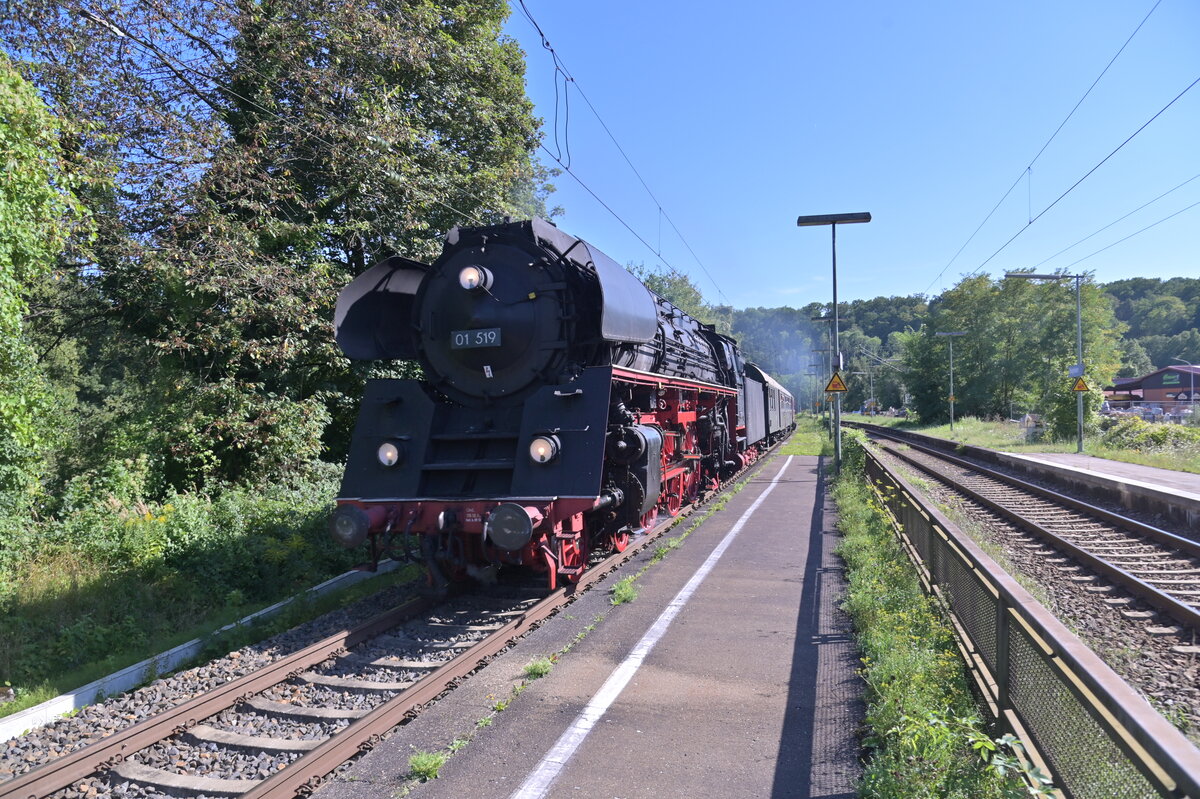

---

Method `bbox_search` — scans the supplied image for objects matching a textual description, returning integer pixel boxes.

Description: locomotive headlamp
[377,442,402,467]
[529,434,561,464]
[458,265,493,291]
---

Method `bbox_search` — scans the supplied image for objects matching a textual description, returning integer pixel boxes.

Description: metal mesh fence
[1007,621,1161,799]
[942,550,999,676]
[864,450,1198,799]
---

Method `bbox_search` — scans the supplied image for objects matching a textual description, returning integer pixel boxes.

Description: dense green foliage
[4,0,551,491]
[0,0,550,695]
[835,431,1035,798]
[1105,277,1200,373]
[0,54,82,525]
[1098,414,1200,452]
[0,462,356,686]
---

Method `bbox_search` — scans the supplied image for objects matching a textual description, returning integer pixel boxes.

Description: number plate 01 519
[450,327,502,349]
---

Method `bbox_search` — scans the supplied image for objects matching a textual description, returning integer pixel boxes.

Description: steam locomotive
[329,218,794,591]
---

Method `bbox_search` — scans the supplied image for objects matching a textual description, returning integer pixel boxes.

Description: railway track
[863,429,1200,640]
[2,444,787,799]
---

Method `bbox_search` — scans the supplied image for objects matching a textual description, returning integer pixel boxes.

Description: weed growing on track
[609,575,638,605]
[523,657,554,679]
[406,750,447,781]
[836,431,1050,799]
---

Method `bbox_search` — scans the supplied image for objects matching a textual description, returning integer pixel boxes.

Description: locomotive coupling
[329,504,387,548]
[485,503,545,551]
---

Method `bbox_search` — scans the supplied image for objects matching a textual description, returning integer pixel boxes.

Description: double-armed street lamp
[1006,272,1086,453]
[935,332,966,430]
[797,212,872,474]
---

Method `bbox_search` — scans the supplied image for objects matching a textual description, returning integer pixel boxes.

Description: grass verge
[780,415,829,456]
[853,414,1200,474]
[835,432,1051,798]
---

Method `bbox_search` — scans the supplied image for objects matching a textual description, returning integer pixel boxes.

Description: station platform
[315,454,863,799]
[1002,451,1200,500]
[986,450,1200,534]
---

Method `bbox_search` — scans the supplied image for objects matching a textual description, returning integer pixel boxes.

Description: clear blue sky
[503,0,1199,309]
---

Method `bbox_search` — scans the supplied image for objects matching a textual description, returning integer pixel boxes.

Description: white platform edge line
[1001,452,1200,503]
[510,456,796,799]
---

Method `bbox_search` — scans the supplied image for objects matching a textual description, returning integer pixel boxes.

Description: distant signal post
[797,212,871,475]
[935,331,966,431]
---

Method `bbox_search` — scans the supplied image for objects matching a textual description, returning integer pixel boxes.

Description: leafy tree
[1132,295,1189,338]
[0,54,84,515]
[1117,339,1154,378]
[900,272,1122,435]
[4,0,550,488]
[629,263,716,327]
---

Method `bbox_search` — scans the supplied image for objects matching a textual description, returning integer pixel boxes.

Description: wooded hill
[721,276,1200,431]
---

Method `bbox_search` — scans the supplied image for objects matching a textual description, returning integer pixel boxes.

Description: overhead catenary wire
[1064,199,1200,268]
[513,0,730,305]
[541,144,693,285]
[922,0,1164,295]
[1034,172,1200,267]
[970,72,1200,275]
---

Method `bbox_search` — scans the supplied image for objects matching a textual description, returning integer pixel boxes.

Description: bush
[0,460,357,687]
[1099,415,1200,451]
[840,427,869,475]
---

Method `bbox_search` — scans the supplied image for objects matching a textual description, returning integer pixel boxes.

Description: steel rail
[245,447,784,799]
[0,596,437,799]
[243,532,648,799]
[877,441,1200,633]
[1,442,787,799]
[847,421,1200,559]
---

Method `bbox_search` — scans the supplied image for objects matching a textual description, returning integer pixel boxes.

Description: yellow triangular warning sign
[1071,377,1090,392]
[825,372,848,392]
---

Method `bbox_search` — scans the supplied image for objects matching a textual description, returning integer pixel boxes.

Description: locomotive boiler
[329,218,792,590]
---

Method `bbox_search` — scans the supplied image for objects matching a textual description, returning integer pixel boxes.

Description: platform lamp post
[797,212,871,474]
[935,332,966,430]
[1172,358,1196,420]
[812,314,834,432]
[1006,272,1086,453]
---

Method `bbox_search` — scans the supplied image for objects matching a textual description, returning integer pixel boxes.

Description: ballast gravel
[0,582,420,791]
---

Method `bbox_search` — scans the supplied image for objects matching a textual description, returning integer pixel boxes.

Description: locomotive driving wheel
[606,528,630,553]
[664,474,684,516]
[640,505,659,533]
